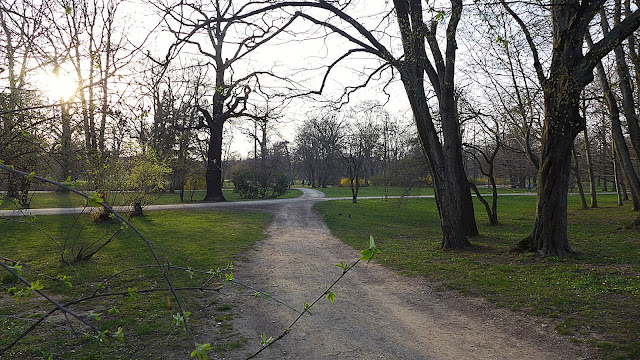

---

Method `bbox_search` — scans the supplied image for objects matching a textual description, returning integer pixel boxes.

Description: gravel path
[229,188,595,360]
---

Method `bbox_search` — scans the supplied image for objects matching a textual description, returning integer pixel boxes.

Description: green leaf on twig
[125,287,138,302]
[260,333,274,348]
[30,280,44,292]
[326,290,337,303]
[173,311,191,330]
[336,261,350,272]
[114,327,124,342]
[96,329,109,342]
[190,343,211,359]
[360,236,381,264]
[88,312,102,321]
[88,192,104,207]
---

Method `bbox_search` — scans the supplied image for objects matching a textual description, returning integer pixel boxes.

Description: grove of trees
[3,0,640,254]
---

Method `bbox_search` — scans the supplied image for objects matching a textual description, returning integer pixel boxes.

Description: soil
[222,188,598,360]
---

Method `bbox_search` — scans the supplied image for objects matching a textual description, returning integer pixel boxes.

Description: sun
[43,73,79,102]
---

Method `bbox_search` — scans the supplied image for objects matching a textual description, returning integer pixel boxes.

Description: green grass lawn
[0,188,303,210]
[309,185,527,198]
[315,194,640,360]
[0,210,273,359]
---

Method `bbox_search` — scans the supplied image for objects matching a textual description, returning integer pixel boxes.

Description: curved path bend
[229,188,594,360]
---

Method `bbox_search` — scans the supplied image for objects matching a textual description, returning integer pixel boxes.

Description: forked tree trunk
[404,81,472,249]
[503,0,640,257]
[515,75,583,256]
[470,182,498,225]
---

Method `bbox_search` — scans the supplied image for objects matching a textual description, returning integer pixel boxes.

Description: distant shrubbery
[469,176,508,186]
[339,177,365,187]
[232,169,289,199]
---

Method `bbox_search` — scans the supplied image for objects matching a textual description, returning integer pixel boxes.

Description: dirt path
[229,188,595,360]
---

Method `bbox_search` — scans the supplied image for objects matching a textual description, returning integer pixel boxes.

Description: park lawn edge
[314,194,640,360]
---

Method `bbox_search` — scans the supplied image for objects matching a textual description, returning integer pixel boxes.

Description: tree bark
[204,119,226,202]
[516,82,580,256]
[394,0,477,248]
[470,182,498,225]
[504,0,640,256]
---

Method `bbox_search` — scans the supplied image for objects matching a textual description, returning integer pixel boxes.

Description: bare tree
[0,0,54,200]
[158,0,296,201]
[586,30,640,210]
[212,0,479,248]
[502,0,640,255]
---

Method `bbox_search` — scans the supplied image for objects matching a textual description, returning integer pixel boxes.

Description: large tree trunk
[502,0,640,257]
[409,88,471,249]
[516,75,583,256]
[204,120,226,202]
[392,0,476,249]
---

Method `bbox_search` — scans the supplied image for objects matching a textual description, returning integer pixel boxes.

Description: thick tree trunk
[130,201,144,217]
[204,120,226,202]
[403,81,472,249]
[517,75,583,256]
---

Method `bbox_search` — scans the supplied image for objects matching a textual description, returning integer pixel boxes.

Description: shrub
[232,170,289,199]
[340,177,365,187]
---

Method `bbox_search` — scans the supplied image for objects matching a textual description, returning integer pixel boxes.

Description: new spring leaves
[360,236,381,264]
